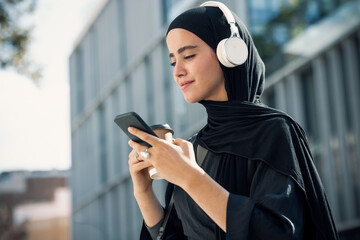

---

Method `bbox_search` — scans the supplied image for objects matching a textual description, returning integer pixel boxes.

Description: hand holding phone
[114,112,157,148]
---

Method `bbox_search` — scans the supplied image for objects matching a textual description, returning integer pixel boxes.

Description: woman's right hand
[128,141,154,196]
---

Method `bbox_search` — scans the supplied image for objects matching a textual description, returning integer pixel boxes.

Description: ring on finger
[135,153,139,160]
[140,148,150,159]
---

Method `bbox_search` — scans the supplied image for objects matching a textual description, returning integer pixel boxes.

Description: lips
[179,80,194,90]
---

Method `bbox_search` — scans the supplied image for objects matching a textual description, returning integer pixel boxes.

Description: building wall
[70,1,173,239]
[15,188,71,240]
[69,0,360,239]
[25,217,70,240]
[262,2,360,233]
[0,171,70,240]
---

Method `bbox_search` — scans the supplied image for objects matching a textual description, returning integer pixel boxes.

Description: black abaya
[139,4,338,240]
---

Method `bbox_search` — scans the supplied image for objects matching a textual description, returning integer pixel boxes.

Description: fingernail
[128,127,133,132]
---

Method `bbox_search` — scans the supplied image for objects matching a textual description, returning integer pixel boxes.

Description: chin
[184,95,201,103]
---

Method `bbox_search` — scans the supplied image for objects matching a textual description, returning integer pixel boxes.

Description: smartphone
[114,112,157,147]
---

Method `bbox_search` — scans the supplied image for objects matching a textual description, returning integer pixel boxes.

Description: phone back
[114,112,156,147]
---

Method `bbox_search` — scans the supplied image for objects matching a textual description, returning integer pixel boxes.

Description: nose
[173,61,186,79]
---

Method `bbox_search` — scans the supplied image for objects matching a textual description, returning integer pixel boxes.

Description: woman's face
[166,28,227,103]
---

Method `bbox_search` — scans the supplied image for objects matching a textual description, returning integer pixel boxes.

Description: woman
[128,2,339,239]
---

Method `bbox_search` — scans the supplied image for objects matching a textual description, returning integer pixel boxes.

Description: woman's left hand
[128,127,203,188]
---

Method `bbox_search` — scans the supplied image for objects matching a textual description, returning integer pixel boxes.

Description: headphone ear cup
[217,39,235,68]
[226,37,248,65]
[216,37,248,68]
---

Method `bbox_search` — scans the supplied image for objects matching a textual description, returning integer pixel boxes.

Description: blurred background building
[69,0,360,239]
[0,170,70,240]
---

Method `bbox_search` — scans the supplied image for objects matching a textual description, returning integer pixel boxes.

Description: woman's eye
[185,54,195,60]
[170,54,195,67]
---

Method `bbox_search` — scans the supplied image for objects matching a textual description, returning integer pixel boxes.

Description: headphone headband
[200,1,239,37]
[200,1,248,67]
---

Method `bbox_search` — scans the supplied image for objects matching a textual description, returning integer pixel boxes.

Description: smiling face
[166,28,228,103]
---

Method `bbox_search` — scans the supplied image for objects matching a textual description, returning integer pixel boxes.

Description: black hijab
[167,6,339,240]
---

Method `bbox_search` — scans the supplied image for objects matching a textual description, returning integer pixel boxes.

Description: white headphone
[200,1,248,68]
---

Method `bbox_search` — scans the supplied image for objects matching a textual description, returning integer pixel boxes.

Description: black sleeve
[145,217,164,240]
[226,161,307,240]
[139,183,186,240]
[140,221,154,240]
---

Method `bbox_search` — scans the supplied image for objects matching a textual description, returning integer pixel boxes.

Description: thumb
[173,138,194,155]
[173,138,188,147]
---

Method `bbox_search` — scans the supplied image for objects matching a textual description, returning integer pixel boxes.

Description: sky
[0,0,102,172]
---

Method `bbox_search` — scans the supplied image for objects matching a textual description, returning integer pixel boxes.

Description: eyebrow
[169,45,198,58]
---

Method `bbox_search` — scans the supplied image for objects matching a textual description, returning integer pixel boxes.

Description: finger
[129,147,150,162]
[128,127,162,146]
[129,149,138,159]
[173,138,194,156]
[173,138,190,147]
[128,154,142,164]
[128,139,149,153]
[129,149,152,164]
[173,138,182,145]
[130,160,153,171]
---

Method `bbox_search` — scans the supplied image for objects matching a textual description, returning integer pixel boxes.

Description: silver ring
[135,153,139,160]
[140,149,150,159]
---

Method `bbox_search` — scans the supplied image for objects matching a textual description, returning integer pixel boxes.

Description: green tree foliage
[253,0,352,74]
[0,0,41,81]
[253,0,310,74]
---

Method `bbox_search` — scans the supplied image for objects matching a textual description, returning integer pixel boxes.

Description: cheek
[205,57,223,80]
[196,53,220,76]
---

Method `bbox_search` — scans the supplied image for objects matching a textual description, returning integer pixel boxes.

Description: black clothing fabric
[140,125,333,239]
[196,100,339,239]
[176,140,311,240]
[146,217,164,239]
[140,141,309,239]
[139,4,338,240]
